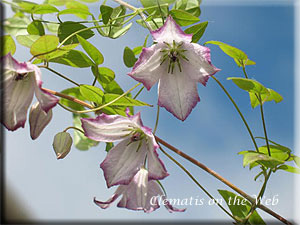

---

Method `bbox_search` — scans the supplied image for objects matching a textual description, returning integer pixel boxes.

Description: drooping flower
[81,111,168,188]
[128,16,220,121]
[29,102,53,140]
[1,54,58,131]
[52,131,73,159]
[94,167,185,213]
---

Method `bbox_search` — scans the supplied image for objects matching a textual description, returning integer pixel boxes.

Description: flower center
[125,128,146,152]
[160,40,189,74]
[14,72,29,81]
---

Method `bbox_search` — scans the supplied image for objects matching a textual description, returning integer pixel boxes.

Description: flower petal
[145,134,169,180]
[81,114,139,142]
[2,71,35,131]
[161,195,186,213]
[29,102,53,140]
[117,168,149,211]
[151,16,192,44]
[158,70,200,121]
[94,186,125,209]
[30,64,58,113]
[100,138,148,187]
[181,43,220,85]
[128,43,166,90]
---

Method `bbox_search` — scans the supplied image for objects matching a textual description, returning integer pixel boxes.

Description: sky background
[3,0,299,223]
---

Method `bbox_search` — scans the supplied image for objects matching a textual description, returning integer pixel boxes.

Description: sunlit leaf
[33,4,59,14]
[169,9,200,26]
[103,94,152,107]
[185,21,208,43]
[1,35,16,56]
[30,35,59,60]
[27,20,45,36]
[65,1,90,19]
[50,49,94,67]
[16,34,40,48]
[79,85,104,105]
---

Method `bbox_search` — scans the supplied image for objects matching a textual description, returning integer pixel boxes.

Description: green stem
[40,66,80,87]
[258,94,271,156]
[133,86,144,99]
[243,169,272,224]
[63,126,85,134]
[58,102,80,114]
[153,105,160,135]
[212,76,259,152]
[158,146,237,222]
[242,64,249,79]
[61,83,141,114]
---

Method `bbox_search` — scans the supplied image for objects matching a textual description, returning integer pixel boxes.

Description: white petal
[81,114,138,142]
[94,186,125,209]
[151,16,192,44]
[158,69,200,121]
[181,43,220,84]
[128,43,166,90]
[100,138,148,187]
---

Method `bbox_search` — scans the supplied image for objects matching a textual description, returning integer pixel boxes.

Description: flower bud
[53,132,73,159]
[29,102,53,140]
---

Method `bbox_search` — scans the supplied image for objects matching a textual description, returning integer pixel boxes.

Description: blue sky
[3,0,298,223]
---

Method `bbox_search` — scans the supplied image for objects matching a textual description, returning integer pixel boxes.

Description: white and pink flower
[81,111,168,188]
[128,16,220,121]
[1,54,58,132]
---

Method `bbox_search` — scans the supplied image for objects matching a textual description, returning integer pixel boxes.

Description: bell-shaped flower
[1,54,58,131]
[81,112,168,188]
[29,102,53,140]
[94,167,185,213]
[128,16,220,121]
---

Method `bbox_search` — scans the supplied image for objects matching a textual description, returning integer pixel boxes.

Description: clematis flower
[128,16,220,121]
[1,54,58,131]
[81,111,168,188]
[94,167,185,213]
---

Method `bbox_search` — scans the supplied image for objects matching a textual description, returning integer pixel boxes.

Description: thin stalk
[41,88,93,109]
[154,136,292,225]
[244,169,272,224]
[259,94,271,156]
[40,66,80,87]
[159,146,237,222]
[111,0,137,11]
[63,126,85,134]
[58,102,80,114]
[153,105,160,135]
[242,65,249,79]
[212,76,259,152]
[133,86,144,99]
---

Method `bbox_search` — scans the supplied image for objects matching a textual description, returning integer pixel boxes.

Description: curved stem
[133,86,144,99]
[63,126,85,134]
[155,136,292,225]
[159,146,236,222]
[153,105,160,135]
[259,94,271,156]
[242,65,249,79]
[212,76,259,152]
[62,83,141,114]
[112,0,137,11]
[40,66,80,87]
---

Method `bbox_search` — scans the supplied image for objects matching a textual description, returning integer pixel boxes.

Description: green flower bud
[52,132,73,159]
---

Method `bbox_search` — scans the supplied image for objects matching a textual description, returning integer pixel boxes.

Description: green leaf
[105,142,114,152]
[123,46,138,68]
[103,94,152,107]
[169,9,200,26]
[277,165,300,174]
[17,1,38,13]
[132,46,143,55]
[239,151,284,169]
[48,0,68,6]
[1,35,16,56]
[58,8,92,18]
[227,77,269,95]
[218,190,266,225]
[45,23,60,34]
[73,114,99,151]
[27,20,45,36]
[100,5,113,24]
[249,88,283,108]
[16,34,40,48]
[110,23,132,39]
[50,49,94,67]
[79,0,99,2]
[92,66,115,84]
[205,40,255,67]
[33,4,59,14]
[185,21,208,43]
[136,18,164,30]
[258,145,290,162]
[173,0,201,17]
[57,22,94,45]
[30,35,59,60]
[139,0,172,15]
[76,35,104,65]
[101,80,123,94]
[45,44,79,60]
[65,1,90,19]
[4,17,30,36]
[79,85,104,105]
[293,156,300,168]
[60,87,86,110]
